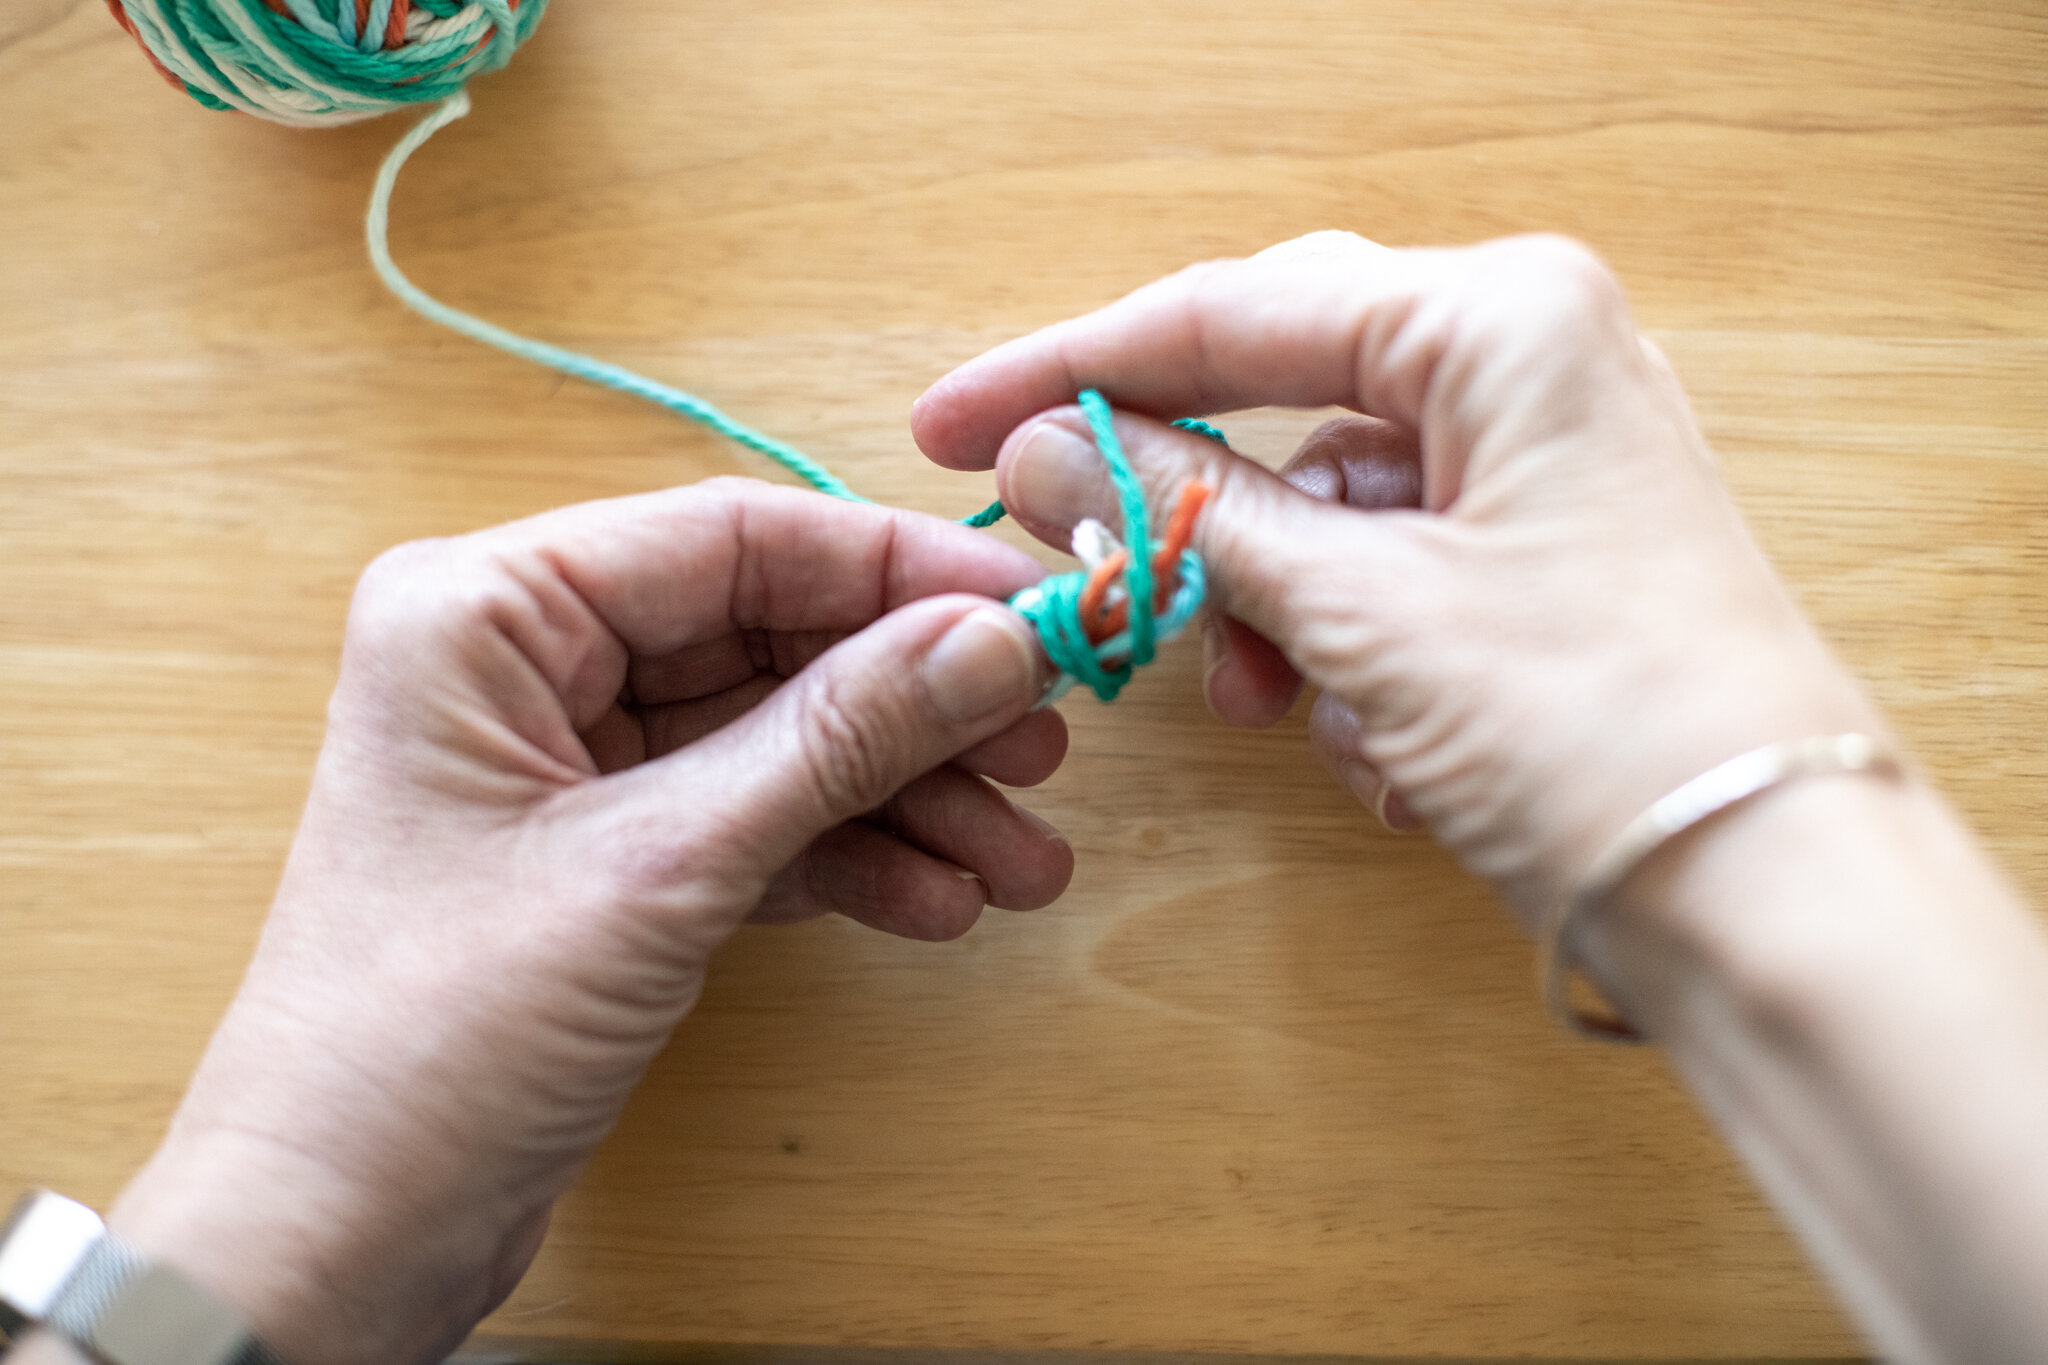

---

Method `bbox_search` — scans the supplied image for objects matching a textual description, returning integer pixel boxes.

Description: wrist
[101,948,562,1365]
[105,1115,495,1365]
[1572,767,1958,1043]
[1539,620,1883,917]
[106,1128,373,1365]
[1569,761,2048,1359]
[9,1331,92,1365]
[1,1175,319,1365]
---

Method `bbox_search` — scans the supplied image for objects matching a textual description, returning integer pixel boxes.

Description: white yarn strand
[115,0,251,115]
[209,0,388,121]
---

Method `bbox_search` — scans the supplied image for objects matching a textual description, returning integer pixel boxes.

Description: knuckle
[1171,255,1239,284]
[345,538,453,650]
[1158,254,1254,309]
[1256,229,1377,263]
[693,474,769,503]
[353,537,439,606]
[344,535,528,664]
[573,807,755,956]
[789,670,895,816]
[1437,235,1638,396]
[1291,534,1442,674]
[1507,231,1611,279]
[1491,233,1628,333]
[1277,426,1354,502]
[589,808,721,908]
[1207,438,1278,513]
[589,809,692,901]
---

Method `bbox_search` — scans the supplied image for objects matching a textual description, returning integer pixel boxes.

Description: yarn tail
[366,92,1006,525]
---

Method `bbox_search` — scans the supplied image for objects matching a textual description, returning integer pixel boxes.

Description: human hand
[99,480,1071,1364]
[913,231,1882,921]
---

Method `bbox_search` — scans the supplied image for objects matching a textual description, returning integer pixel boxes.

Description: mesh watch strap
[44,1236,147,1343]
[2,1190,288,1365]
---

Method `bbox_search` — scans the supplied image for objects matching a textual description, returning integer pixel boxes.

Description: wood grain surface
[5,1,2046,1359]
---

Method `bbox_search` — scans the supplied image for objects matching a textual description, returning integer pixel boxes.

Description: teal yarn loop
[1011,394,1224,704]
[109,0,547,126]
[1172,416,1227,444]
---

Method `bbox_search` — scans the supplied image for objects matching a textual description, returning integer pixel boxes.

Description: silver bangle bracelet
[1539,732,1905,1044]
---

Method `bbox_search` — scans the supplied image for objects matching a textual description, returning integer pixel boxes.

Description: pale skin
[23,484,1078,1364]
[20,232,2048,1364]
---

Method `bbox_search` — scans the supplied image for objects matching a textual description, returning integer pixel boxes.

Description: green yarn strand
[365,95,1024,524]
[368,94,878,507]
[1080,390,1157,670]
[960,500,1009,528]
[363,99,1216,699]
[112,1,1217,700]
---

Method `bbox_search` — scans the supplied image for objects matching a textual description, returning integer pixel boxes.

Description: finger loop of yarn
[1011,395,1221,703]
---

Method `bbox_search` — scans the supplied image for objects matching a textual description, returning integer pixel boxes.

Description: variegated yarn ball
[106,0,548,126]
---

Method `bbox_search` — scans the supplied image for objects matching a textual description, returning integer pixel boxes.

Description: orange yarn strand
[1076,481,1211,645]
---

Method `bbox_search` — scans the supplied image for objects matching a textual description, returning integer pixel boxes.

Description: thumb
[995,405,1376,654]
[629,594,1052,888]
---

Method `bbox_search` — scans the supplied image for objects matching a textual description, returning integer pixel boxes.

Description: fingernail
[1371,784,1403,834]
[954,867,989,905]
[1337,760,1380,810]
[1370,779,1423,835]
[1009,421,1109,529]
[1339,760,1417,835]
[1013,803,1070,848]
[1200,618,1228,718]
[925,607,1042,723]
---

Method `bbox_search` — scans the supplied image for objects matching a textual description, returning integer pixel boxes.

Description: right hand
[913,231,1883,922]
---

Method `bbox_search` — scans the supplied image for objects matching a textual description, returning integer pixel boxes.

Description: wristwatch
[0,1191,286,1365]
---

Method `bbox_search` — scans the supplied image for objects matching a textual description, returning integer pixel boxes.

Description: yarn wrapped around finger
[106,0,548,125]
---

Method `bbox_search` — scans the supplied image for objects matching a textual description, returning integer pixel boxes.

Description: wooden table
[5,2,2045,1359]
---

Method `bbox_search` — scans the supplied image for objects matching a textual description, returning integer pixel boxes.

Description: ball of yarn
[107,0,549,126]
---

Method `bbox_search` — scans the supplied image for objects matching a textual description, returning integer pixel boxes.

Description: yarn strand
[113,0,1223,699]
[366,92,929,511]
[365,95,1230,699]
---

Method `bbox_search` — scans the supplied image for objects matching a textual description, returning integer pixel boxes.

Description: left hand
[98,478,1072,1365]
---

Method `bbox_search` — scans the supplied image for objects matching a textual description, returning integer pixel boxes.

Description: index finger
[912,232,1642,476]
[912,233,1435,471]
